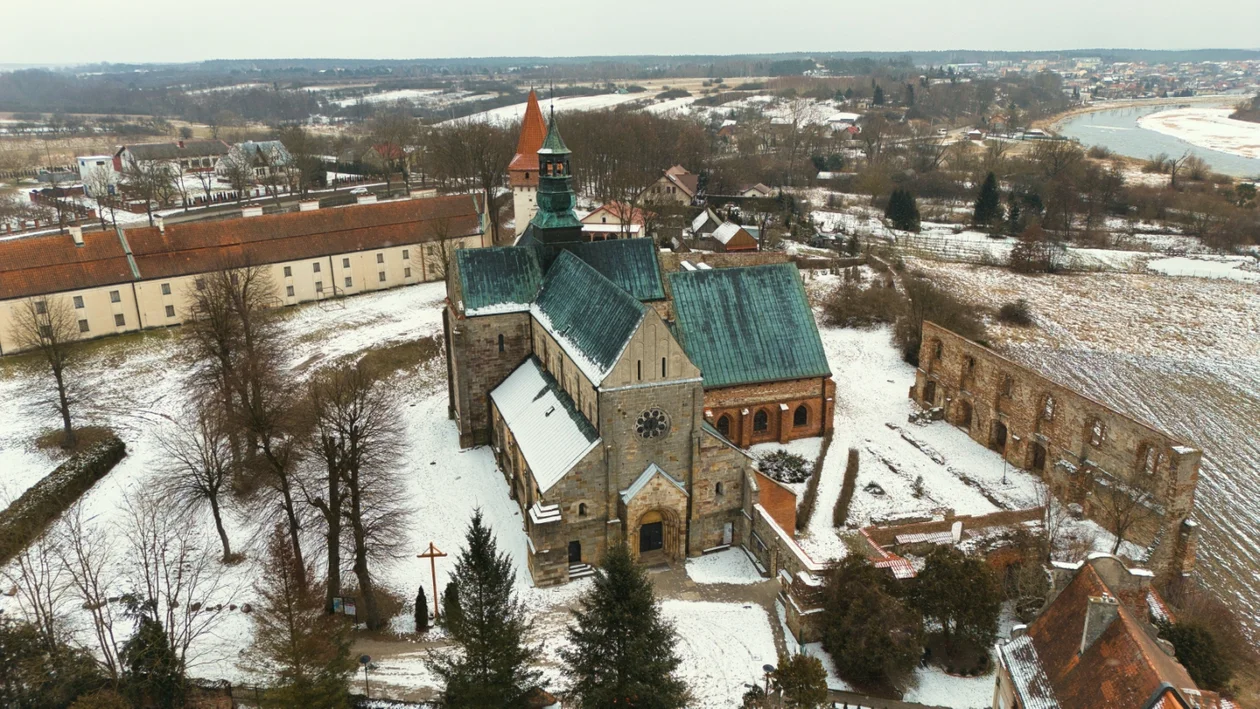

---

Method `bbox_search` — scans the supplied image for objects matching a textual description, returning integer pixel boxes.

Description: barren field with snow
[1138,106,1260,160]
[909,259,1260,641]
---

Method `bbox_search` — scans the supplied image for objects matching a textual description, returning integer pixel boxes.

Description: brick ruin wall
[911,322,1201,575]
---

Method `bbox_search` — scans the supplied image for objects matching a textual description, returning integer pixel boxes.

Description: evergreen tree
[561,543,690,709]
[242,526,355,709]
[415,585,430,633]
[820,556,922,686]
[873,85,885,106]
[433,510,541,709]
[120,606,184,709]
[973,172,1001,227]
[909,546,1001,654]
[441,580,462,630]
[772,652,828,708]
[1005,193,1022,235]
[1156,621,1233,691]
[905,84,915,106]
[0,616,106,708]
[884,189,920,232]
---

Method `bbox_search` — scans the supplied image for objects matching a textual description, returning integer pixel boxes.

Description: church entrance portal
[640,521,664,553]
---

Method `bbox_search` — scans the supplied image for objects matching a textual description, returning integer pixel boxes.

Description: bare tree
[430,120,514,243]
[57,505,125,684]
[121,158,175,227]
[218,143,257,205]
[302,363,406,630]
[1166,151,1192,189]
[82,164,118,229]
[157,404,239,563]
[1090,464,1158,556]
[119,491,234,674]
[9,295,84,448]
[0,531,71,652]
[367,110,417,196]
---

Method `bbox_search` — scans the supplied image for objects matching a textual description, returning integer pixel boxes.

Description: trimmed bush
[0,435,126,566]
[833,448,860,527]
[796,430,833,532]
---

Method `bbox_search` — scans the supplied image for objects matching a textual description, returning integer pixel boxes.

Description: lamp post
[762,663,776,706]
[359,654,372,698]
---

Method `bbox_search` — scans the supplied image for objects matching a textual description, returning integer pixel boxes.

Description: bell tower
[508,89,547,230]
[527,111,584,245]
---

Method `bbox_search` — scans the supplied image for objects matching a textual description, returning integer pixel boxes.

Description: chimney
[356,194,378,205]
[1080,594,1120,655]
[1010,624,1028,639]
[155,215,165,235]
[69,224,84,246]
[298,200,320,212]
[241,205,264,218]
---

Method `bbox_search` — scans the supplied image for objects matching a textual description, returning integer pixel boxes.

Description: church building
[444,113,833,584]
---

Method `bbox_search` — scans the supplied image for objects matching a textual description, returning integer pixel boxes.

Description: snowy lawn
[684,548,765,585]
[661,600,778,708]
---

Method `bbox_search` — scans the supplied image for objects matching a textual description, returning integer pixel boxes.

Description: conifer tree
[820,556,922,686]
[884,189,920,232]
[433,510,541,708]
[772,652,828,708]
[415,585,429,633]
[873,85,885,106]
[242,526,355,709]
[909,546,1001,654]
[120,608,184,709]
[973,172,1001,227]
[561,543,690,709]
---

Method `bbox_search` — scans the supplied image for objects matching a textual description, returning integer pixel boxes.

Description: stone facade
[444,310,532,447]
[911,322,1201,575]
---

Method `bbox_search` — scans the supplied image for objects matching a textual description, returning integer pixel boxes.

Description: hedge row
[0,435,126,566]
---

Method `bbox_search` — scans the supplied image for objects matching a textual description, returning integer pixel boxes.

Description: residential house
[76,155,117,198]
[994,554,1225,709]
[736,183,774,199]
[640,165,699,205]
[580,201,648,240]
[706,222,759,253]
[114,139,230,174]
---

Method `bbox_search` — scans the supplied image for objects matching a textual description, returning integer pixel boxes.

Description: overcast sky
[4,0,1258,66]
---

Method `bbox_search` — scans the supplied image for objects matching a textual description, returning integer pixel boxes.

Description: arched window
[794,405,808,427]
[661,357,667,378]
[715,482,725,496]
[932,339,944,360]
[716,415,731,437]
[753,410,769,432]
[497,333,505,353]
[637,360,642,381]
[1041,395,1056,421]
[1138,444,1164,476]
[578,503,588,517]
[1089,419,1106,447]
[1001,375,1014,398]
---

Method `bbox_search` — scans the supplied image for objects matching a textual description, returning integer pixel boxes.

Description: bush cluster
[0,435,126,566]
[757,450,812,484]
[997,299,1034,326]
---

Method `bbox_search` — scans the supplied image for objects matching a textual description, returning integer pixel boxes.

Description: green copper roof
[668,263,831,388]
[539,113,571,155]
[564,239,666,301]
[455,246,543,315]
[533,251,646,383]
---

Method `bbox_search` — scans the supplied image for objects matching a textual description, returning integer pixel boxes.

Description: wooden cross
[417,542,448,620]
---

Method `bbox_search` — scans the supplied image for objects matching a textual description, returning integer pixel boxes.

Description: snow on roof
[490,358,600,494]
[621,463,687,505]
[712,221,747,245]
[582,223,641,233]
[998,634,1061,709]
[827,112,861,123]
[894,531,956,545]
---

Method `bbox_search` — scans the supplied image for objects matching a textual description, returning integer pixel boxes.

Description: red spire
[512,89,547,164]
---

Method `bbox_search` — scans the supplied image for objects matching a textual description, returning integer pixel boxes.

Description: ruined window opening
[1139,444,1164,476]
[794,405,808,427]
[753,410,769,432]
[1042,395,1056,420]
[1001,375,1014,398]
[578,503,588,517]
[1089,419,1106,446]
[715,482,725,496]
[933,339,943,360]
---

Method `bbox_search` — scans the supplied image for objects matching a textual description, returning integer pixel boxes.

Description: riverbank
[1138,106,1260,160]
[1040,94,1243,132]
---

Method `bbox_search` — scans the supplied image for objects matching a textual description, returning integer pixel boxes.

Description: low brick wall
[863,507,1045,547]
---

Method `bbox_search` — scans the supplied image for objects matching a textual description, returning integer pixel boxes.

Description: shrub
[656,88,691,100]
[893,276,986,366]
[998,299,1034,326]
[758,450,811,484]
[909,547,1002,654]
[0,435,126,566]
[821,556,923,686]
[821,282,904,328]
[1157,621,1233,691]
[796,430,833,532]
[832,448,860,528]
[1086,145,1112,159]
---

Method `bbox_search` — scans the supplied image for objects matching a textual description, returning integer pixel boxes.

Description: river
[1057,102,1260,179]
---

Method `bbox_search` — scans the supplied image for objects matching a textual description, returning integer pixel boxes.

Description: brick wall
[912,322,1201,574]
[755,471,798,533]
[703,377,834,447]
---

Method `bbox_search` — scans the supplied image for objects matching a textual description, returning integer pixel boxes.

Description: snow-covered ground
[662,600,778,707]
[452,93,647,124]
[1138,106,1260,160]
[684,548,765,585]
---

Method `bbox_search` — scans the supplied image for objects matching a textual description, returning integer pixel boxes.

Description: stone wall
[703,377,835,448]
[446,309,533,447]
[912,322,1201,575]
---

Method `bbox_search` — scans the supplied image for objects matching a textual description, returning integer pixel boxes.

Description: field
[908,259,1260,641]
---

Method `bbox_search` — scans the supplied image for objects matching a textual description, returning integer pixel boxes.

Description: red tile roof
[1022,560,1219,709]
[508,89,547,175]
[0,196,482,301]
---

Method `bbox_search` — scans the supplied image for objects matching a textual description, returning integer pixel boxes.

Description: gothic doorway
[992,421,1008,453]
[1031,442,1047,472]
[568,540,582,564]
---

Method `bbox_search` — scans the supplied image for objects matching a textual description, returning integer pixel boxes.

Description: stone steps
[568,563,595,579]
